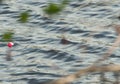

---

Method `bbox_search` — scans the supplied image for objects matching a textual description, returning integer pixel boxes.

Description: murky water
[0,0,120,84]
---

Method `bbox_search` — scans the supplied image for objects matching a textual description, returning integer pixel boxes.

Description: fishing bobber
[7,42,14,48]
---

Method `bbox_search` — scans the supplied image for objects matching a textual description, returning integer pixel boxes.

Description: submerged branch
[47,64,120,84]
[45,25,120,84]
[93,34,120,65]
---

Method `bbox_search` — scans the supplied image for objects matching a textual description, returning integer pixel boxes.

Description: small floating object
[7,42,14,48]
[6,42,14,61]
[60,38,70,44]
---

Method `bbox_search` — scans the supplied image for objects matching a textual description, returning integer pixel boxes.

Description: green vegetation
[1,0,69,42]
[43,0,69,16]
[44,3,62,15]
[18,11,29,23]
[2,30,14,42]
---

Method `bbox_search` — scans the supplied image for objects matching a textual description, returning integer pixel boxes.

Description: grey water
[0,0,120,84]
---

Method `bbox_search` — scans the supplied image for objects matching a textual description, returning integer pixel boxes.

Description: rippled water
[0,0,120,84]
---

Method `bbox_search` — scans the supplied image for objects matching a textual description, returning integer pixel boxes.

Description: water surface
[0,0,120,84]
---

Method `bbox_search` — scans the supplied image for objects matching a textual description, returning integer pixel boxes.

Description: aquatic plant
[18,11,29,23]
[2,30,14,42]
[43,0,69,16]
[43,3,63,15]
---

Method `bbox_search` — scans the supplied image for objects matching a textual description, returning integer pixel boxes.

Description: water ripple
[0,0,120,84]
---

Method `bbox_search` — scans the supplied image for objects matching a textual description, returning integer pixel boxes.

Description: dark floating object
[60,38,70,44]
